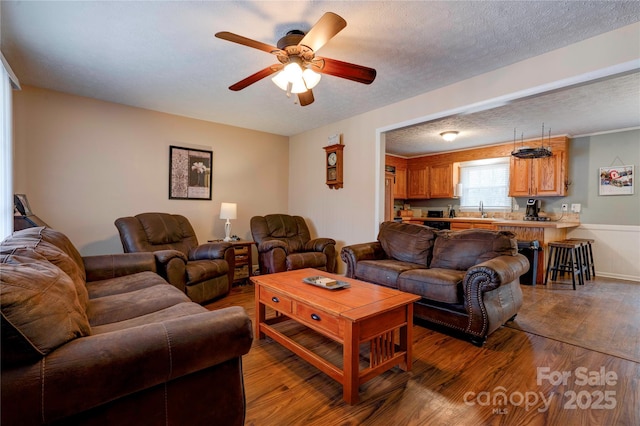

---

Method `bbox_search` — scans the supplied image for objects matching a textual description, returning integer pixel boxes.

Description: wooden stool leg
[544,245,555,285]
[568,248,577,290]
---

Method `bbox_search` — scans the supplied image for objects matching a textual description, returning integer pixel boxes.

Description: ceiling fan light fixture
[290,79,308,94]
[283,61,303,81]
[302,68,321,89]
[440,131,459,142]
[271,72,290,91]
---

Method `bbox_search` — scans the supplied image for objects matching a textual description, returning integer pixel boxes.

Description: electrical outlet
[571,203,581,213]
[561,204,568,212]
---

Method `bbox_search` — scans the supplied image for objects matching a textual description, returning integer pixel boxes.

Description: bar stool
[545,240,584,290]
[566,238,596,280]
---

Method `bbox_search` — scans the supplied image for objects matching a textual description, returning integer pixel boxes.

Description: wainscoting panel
[568,224,640,282]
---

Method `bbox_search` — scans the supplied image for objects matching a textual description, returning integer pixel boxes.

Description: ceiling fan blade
[315,57,377,84]
[215,31,280,54]
[298,12,347,52]
[297,90,314,106]
[228,65,282,91]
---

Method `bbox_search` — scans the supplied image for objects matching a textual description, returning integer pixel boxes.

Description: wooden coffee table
[252,268,421,404]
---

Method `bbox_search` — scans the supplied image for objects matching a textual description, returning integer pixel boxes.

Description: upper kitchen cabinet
[509,136,568,197]
[429,163,454,198]
[407,162,430,199]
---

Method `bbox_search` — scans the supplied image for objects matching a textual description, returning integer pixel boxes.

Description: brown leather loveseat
[340,221,529,345]
[1,227,253,425]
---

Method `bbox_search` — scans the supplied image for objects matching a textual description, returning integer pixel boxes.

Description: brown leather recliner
[250,214,337,275]
[115,213,234,303]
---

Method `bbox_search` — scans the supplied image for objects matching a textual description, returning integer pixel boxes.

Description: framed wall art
[599,164,633,196]
[169,145,213,200]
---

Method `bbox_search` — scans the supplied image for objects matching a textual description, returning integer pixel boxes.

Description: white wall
[289,23,640,275]
[13,86,289,255]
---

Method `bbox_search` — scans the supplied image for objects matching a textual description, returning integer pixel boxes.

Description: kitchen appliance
[426,210,450,230]
[524,198,551,221]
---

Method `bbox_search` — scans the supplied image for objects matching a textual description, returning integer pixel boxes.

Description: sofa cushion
[86,269,170,299]
[90,302,206,335]
[398,268,466,304]
[377,221,436,266]
[87,273,191,326]
[4,227,86,277]
[1,256,91,365]
[356,259,425,289]
[430,229,517,271]
[1,228,89,310]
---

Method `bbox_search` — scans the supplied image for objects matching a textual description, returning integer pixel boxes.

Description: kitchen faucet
[479,201,487,218]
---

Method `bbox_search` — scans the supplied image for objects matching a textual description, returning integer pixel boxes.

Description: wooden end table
[251,268,421,404]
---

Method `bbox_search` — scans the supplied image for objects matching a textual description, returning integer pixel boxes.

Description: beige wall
[289,23,640,274]
[13,86,289,255]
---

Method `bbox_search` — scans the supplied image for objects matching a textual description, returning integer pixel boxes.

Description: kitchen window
[459,157,512,211]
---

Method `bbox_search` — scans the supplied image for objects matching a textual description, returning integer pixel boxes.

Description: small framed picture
[169,146,213,200]
[599,165,634,196]
[14,194,33,216]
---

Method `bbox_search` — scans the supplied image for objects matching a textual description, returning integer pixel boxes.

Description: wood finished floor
[206,277,640,426]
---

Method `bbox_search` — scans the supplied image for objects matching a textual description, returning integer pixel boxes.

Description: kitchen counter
[409,217,580,229]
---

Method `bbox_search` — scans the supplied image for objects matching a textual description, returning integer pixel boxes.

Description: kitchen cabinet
[407,163,429,199]
[394,165,407,199]
[429,163,454,198]
[509,147,567,197]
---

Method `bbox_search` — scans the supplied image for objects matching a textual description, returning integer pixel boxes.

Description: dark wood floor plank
[206,278,640,425]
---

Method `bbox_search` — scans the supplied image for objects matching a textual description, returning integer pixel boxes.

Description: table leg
[255,285,265,339]
[398,303,413,371]
[343,321,360,404]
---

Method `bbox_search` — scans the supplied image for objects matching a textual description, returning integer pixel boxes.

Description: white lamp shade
[302,68,321,89]
[271,72,290,91]
[283,62,302,80]
[290,78,308,94]
[220,202,237,220]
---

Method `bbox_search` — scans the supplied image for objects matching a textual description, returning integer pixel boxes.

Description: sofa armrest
[304,237,336,252]
[83,253,157,282]
[188,242,233,261]
[257,239,288,254]
[463,254,529,338]
[340,242,385,278]
[2,306,253,425]
[464,254,530,294]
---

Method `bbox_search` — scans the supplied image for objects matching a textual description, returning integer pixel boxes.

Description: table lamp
[220,202,237,242]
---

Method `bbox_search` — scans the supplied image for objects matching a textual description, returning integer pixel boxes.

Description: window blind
[459,157,512,210]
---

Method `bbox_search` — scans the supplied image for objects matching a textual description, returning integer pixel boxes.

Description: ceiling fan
[215,12,377,106]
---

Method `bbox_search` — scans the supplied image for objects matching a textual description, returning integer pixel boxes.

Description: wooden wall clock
[323,144,344,189]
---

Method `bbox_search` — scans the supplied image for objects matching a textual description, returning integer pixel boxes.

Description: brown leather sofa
[340,221,529,345]
[250,214,337,274]
[115,212,235,303]
[1,227,253,426]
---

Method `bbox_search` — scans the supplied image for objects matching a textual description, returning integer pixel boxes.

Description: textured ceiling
[1,1,639,144]
[386,71,640,156]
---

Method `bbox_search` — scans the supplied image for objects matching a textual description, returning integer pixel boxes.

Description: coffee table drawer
[260,287,292,314]
[294,303,340,337]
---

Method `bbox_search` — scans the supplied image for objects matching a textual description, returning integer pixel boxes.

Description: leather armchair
[250,214,337,274]
[115,213,234,303]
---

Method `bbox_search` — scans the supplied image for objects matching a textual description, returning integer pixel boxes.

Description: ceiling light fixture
[271,56,321,95]
[511,124,553,159]
[440,131,459,142]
